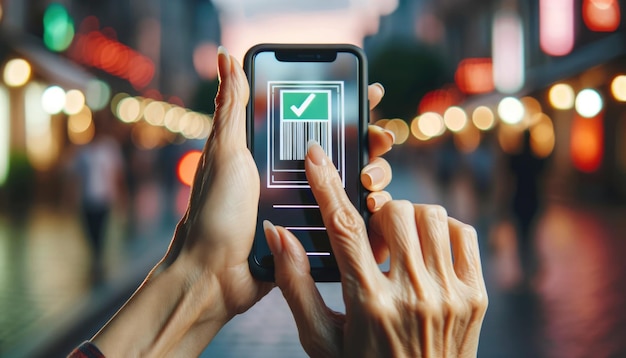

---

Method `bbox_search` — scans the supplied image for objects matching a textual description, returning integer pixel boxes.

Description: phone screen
[246,45,367,281]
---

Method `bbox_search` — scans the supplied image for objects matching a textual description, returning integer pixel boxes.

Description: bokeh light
[497,97,524,124]
[67,107,94,145]
[177,150,202,187]
[498,122,524,154]
[384,118,410,145]
[575,89,603,118]
[455,58,494,94]
[410,116,431,141]
[443,106,467,132]
[164,107,187,132]
[41,86,66,114]
[63,89,85,115]
[540,0,575,56]
[571,113,603,172]
[610,75,626,102]
[0,86,9,186]
[143,101,168,126]
[3,59,31,87]
[43,3,75,52]
[86,79,111,110]
[530,113,555,158]
[549,83,575,109]
[26,83,58,170]
[418,112,445,138]
[193,42,219,80]
[472,106,496,131]
[582,0,620,32]
[117,97,141,123]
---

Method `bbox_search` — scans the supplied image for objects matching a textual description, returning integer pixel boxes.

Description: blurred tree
[369,38,449,120]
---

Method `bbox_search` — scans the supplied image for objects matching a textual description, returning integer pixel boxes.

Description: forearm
[91,257,229,357]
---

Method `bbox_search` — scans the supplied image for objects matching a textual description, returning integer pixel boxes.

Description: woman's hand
[265,143,488,357]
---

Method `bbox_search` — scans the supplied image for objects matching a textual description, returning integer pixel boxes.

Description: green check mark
[282,91,329,120]
[290,93,316,117]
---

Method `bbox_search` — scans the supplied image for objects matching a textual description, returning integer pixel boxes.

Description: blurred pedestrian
[509,130,546,289]
[74,113,125,280]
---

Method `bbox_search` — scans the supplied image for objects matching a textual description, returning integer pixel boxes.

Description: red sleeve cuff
[68,341,105,358]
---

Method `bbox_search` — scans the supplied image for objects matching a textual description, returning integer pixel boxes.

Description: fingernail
[361,165,385,188]
[263,220,282,254]
[367,192,386,212]
[372,82,385,96]
[383,128,395,145]
[307,140,327,166]
[217,46,230,81]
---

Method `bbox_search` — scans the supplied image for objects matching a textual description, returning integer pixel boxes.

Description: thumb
[263,221,343,357]
[212,46,249,148]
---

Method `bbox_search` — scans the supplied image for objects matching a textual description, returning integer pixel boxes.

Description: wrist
[92,255,229,356]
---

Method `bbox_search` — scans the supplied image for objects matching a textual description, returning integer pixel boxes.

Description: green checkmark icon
[282,91,329,120]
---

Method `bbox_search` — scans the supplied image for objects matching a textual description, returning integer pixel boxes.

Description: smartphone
[245,44,369,282]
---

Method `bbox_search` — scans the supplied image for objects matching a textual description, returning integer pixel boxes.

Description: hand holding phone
[245,44,380,281]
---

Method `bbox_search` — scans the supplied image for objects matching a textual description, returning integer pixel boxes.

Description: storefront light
[3,59,31,87]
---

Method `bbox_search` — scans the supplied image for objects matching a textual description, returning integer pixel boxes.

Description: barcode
[280,121,329,160]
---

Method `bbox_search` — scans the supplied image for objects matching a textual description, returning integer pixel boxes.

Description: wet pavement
[1,159,626,357]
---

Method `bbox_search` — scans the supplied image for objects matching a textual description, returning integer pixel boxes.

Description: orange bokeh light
[454,58,494,95]
[583,0,621,32]
[571,114,604,173]
[177,150,202,187]
[418,88,460,114]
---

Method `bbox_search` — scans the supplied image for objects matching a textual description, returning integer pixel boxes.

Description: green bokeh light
[43,3,75,52]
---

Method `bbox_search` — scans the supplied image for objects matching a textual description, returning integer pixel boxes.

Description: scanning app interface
[252,51,361,268]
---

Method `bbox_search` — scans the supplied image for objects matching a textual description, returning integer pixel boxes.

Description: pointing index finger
[305,141,380,287]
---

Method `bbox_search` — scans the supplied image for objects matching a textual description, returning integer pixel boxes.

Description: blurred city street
[1,153,626,357]
[1,0,626,357]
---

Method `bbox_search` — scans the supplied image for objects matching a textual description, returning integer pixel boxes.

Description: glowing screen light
[3,58,31,87]
[549,83,575,109]
[497,97,525,124]
[583,0,620,32]
[540,0,575,56]
[177,150,202,187]
[492,11,525,94]
[575,89,603,118]
[571,113,603,172]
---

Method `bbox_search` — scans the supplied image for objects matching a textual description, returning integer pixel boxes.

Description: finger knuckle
[424,204,448,221]
[469,290,489,315]
[328,205,366,242]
